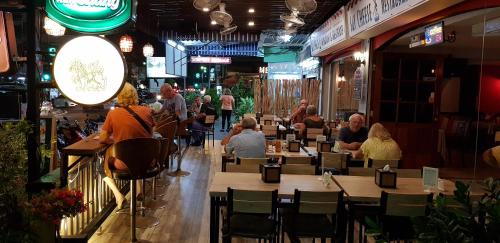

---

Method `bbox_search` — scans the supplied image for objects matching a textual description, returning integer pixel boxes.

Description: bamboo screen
[254,79,321,117]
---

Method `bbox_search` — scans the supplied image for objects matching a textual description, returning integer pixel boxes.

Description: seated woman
[302,105,328,136]
[353,123,401,168]
[99,82,155,209]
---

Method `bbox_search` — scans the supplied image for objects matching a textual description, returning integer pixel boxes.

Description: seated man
[190,95,218,146]
[338,113,368,150]
[290,99,308,125]
[225,117,266,158]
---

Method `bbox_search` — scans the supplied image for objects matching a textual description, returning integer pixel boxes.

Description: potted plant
[27,188,87,242]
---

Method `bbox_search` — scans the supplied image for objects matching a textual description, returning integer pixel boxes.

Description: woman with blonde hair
[99,82,155,208]
[354,123,401,167]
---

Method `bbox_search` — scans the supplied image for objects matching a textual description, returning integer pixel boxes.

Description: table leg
[348,202,354,243]
[210,196,216,243]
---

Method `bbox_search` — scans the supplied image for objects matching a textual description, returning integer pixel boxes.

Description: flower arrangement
[28,189,87,225]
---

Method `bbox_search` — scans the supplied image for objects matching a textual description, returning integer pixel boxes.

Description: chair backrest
[112,138,160,179]
[348,167,375,176]
[369,158,400,169]
[226,163,260,173]
[294,190,343,214]
[381,191,432,217]
[237,157,269,165]
[306,128,324,140]
[495,131,500,143]
[244,113,256,118]
[262,125,277,136]
[205,115,215,125]
[394,169,422,178]
[228,188,278,215]
[281,164,315,175]
[283,156,313,165]
[321,152,347,170]
[262,114,275,120]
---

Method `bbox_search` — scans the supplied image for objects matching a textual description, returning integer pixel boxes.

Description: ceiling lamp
[143,43,154,57]
[119,35,133,53]
[44,17,65,36]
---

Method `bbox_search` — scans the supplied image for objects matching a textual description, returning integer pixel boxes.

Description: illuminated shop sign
[46,0,135,33]
[190,56,232,64]
[425,22,444,46]
[310,7,346,56]
[53,36,125,105]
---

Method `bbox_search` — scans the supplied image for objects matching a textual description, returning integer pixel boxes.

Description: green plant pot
[32,220,56,243]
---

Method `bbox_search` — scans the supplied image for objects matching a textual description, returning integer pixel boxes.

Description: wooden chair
[237,157,270,165]
[244,113,256,118]
[368,158,401,169]
[377,191,433,241]
[203,115,216,147]
[282,189,345,243]
[154,121,177,169]
[495,131,500,145]
[223,188,279,243]
[320,152,348,174]
[111,138,161,242]
[305,128,325,147]
[394,169,421,178]
[282,156,313,165]
[262,125,278,138]
[226,163,260,173]
[348,167,375,176]
[281,164,316,175]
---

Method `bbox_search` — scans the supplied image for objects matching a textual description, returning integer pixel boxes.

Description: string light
[143,43,154,57]
[119,35,133,53]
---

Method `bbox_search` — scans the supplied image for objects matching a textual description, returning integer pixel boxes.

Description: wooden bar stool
[111,138,161,242]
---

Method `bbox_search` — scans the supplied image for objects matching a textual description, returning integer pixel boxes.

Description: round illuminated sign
[54,36,125,105]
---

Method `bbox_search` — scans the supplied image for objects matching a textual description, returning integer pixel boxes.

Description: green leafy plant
[0,120,34,242]
[234,97,254,122]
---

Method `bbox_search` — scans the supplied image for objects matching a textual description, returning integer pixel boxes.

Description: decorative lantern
[44,17,65,36]
[119,35,133,53]
[142,43,154,57]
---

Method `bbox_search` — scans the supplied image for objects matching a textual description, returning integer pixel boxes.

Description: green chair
[281,189,345,243]
[223,188,279,243]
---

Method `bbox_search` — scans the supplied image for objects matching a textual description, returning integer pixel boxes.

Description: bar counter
[59,134,127,240]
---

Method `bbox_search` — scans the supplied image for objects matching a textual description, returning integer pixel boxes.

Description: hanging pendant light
[44,17,65,36]
[119,35,133,53]
[143,43,154,57]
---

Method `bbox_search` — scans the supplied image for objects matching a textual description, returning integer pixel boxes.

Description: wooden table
[332,175,486,243]
[209,172,342,243]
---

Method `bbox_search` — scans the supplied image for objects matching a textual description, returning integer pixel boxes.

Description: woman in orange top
[99,82,155,208]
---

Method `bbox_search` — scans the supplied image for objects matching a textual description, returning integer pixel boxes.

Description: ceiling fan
[280,0,317,27]
[210,3,233,25]
[193,0,221,12]
[220,23,238,35]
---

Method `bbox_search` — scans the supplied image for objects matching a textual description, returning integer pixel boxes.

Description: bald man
[155,83,187,121]
[338,114,368,150]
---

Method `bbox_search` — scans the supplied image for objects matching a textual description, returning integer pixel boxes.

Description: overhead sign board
[425,21,444,46]
[190,56,231,64]
[347,0,427,37]
[310,7,346,56]
[46,0,135,33]
[53,36,125,105]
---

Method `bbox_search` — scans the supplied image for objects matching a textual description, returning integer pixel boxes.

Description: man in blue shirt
[225,117,266,158]
[338,113,368,150]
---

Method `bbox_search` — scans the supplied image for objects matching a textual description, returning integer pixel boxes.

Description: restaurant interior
[0,0,499,243]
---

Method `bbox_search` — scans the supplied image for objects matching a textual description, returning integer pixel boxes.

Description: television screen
[425,22,444,46]
[0,91,20,119]
[146,57,178,78]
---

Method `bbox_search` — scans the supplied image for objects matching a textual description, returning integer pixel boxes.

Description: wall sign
[46,0,134,33]
[353,67,363,100]
[53,36,125,105]
[347,0,427,37]
[190,56,231,64]
[310,7,346,56]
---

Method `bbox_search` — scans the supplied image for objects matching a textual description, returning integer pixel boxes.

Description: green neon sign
[46,0,135,33]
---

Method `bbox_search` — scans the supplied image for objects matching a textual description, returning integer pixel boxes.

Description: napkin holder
[288,140,301,152]
[375,168,397,188]
[317,141,333,152]
[260,164,281,183]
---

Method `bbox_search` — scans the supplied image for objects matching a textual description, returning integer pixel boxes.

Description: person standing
[220,88,235,132]
[155,83,187,122]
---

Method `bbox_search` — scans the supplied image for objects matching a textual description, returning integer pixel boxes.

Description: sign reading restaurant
[310,7,346,56]
[46,0,135,33]
[347,0,427,37]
